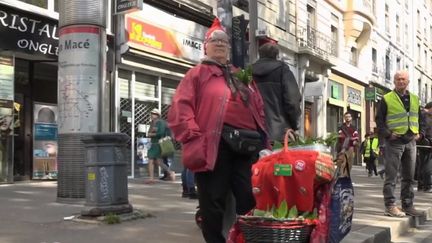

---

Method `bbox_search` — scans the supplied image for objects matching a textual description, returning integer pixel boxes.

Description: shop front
[328,72,365,165]
[117,3,208,178]
[0,3,58,183]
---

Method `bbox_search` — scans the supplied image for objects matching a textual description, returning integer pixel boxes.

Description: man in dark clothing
[252,43,301,142]
[375,70,425,217]
[417,102,432,193]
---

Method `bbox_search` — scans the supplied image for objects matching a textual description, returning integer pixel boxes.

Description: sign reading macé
[0,5,58,58]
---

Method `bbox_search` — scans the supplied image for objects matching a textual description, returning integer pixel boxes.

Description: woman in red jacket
[168,18,268,243]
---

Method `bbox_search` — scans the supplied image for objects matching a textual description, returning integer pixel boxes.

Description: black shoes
[182,187,198,200]
[402,207,424,217]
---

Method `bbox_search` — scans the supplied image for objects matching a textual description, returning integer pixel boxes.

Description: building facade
[0,0,59,183]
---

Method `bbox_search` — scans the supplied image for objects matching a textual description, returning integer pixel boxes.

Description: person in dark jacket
[417,102,432,193]
[252,43,301,142]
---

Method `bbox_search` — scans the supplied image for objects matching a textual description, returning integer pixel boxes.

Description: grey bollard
[81,133,133,216]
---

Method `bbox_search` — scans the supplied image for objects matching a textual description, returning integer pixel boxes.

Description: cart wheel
[195,208,202,229]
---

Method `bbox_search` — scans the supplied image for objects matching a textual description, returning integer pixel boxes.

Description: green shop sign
[365,87,384,102]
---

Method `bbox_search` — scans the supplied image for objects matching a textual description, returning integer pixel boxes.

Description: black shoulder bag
[221,124,264,156]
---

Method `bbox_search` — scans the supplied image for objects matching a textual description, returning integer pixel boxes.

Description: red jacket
[167,62,268,172]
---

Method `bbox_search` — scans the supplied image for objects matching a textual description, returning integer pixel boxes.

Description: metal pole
[57,0,107,202]
[248,0,258,63]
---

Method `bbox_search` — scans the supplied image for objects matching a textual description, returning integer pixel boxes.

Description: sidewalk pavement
[0,165,431,243]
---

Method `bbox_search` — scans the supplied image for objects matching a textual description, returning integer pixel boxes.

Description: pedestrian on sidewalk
[181,168,197,199]
[251,42,301,145]
[376,70,425,217]
[416,102,432,193]
[361,131,379,177]
[167,18,269,243]
[146,108,175,184]
[337,111,359,176]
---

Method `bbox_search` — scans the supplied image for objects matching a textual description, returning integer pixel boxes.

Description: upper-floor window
[430,26,432,42]
[424,17,427,36]
[350,47,358,66]
[417,44,421,64]
[307,5,316,29]
[17,0,57,12]
[417,10,421,32]
[18,0,47,8]
[405,23,409,49]
[385,54,391,80]
[372,48,377,72]
[331,26,338,56]
[385,4,390,33]
[396,15,401,43]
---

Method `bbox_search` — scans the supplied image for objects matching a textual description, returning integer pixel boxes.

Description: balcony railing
[297,26,337,61]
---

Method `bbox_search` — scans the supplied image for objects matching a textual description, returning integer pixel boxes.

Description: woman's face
[206,30,230,64]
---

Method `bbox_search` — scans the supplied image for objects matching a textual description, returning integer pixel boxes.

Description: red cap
[205,18,227,42]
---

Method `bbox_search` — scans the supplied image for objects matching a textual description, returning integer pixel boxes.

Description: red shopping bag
[251,131,319,212]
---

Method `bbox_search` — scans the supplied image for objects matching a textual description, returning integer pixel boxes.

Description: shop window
[326,104,343,134]
[18,0,48,9]
[118,69,132,99]
[135,72,158,100]
[328,81,343,100]
[161,78,179,106]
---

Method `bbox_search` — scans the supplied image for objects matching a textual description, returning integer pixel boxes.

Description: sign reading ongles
[0,5,58,58]
[125,15,204,63]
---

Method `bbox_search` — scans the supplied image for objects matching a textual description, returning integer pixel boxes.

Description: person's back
[252,43,301,142]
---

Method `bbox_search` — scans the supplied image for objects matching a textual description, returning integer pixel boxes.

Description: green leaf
[287,205,298,219]
[253,209,266,217]
[272,140,283,150]
[271,205,278,218]
[277,200,288,219]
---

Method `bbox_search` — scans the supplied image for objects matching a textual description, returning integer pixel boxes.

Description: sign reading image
[0,5,58,58]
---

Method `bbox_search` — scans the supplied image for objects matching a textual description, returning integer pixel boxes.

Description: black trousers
[195,139,256,243]
[417,148,432,188]
[365,157,378,175]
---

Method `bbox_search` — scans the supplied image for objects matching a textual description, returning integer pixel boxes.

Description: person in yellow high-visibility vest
[362,132,380,177]
[376,70,425,218]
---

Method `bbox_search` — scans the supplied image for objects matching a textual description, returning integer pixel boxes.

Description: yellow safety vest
[383,91,419,134]
[364,137,379,158]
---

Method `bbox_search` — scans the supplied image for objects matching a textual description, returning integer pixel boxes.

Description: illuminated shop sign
[0,5,58,58]
[125,5,206,63]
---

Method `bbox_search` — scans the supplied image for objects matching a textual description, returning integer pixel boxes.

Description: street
[0,166,431,243]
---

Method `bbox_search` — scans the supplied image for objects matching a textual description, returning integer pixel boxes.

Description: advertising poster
[33,103,58,179]
[0,100,14,183]
[136,137,150,165]
[0,55,14,101]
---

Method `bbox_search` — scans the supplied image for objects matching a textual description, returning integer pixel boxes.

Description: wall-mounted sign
[115,0,143,15]
[125,4,207,63]
[0,5,58,58]
[347,87,362,106]
[0,55,14,101]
